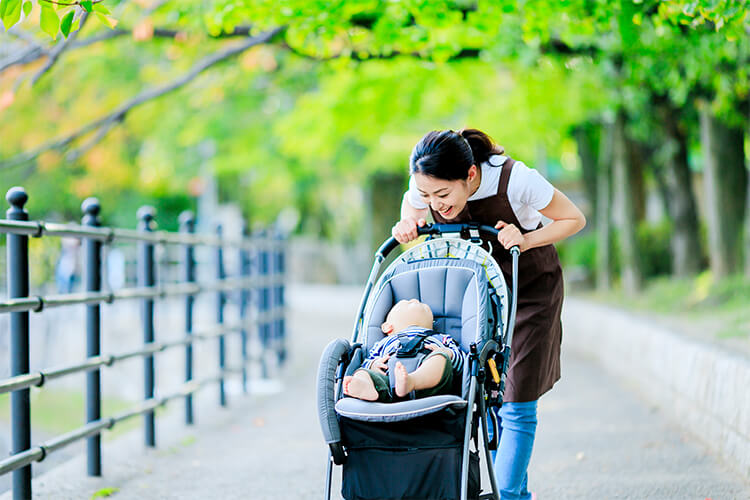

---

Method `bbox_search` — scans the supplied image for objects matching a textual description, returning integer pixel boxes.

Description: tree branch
[0,26,284,171]
[64,113,122,162]
[278,42,483,62]
[0,45,45,73]
[30,12,90,86]
[0,25,258,76]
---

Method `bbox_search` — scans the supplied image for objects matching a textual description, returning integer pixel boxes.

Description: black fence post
[239,222,250,394]
[82,198,103,476]
[137,206,156,447]
[258,233,270,378]
[6,187,32,500]
[276,233,286,366]
[179,211,195,425]
[216,225,226,406]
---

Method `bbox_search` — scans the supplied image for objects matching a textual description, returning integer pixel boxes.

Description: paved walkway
[6,285,750,499]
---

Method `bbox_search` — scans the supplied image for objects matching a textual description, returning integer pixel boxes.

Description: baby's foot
[343,375,379,401]
[394,362,415,398]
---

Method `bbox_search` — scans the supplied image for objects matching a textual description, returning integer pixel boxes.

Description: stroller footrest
[335,395,467,423]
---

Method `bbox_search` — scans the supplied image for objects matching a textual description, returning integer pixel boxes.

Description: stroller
[317,223,520,500]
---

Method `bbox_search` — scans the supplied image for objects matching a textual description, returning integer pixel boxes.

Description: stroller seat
[361,257,491,358]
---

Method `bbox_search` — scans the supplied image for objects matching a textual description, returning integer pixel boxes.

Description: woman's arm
[524,189,586,250]
[392,195,430,243]
[400,195,429,220]
[496,189,586,251]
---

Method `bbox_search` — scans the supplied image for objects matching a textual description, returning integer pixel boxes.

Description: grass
[579,271,750,342]
[0,388,140,439]
[90,487,119,499]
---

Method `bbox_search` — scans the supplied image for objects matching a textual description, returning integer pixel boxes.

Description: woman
[392,129,586,500]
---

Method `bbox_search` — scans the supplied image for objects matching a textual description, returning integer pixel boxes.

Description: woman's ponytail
[458,128,504,166]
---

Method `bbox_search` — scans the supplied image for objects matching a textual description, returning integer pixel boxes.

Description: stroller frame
[318,223,520,500]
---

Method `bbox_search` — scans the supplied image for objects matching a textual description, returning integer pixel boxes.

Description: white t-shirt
[404,155,555,231]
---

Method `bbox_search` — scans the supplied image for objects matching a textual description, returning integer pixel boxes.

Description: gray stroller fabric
[331,258,490,422]
[335,395,467,423]
[363,258,490,354]
[317,338,351,444]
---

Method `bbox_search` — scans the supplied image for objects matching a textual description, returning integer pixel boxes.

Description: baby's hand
[371,354,391,374]
[426,344,453,359]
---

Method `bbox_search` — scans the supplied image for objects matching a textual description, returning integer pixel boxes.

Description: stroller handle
[377,222,520,259]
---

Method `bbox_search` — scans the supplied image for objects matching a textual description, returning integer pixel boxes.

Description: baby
[343,299,464,402]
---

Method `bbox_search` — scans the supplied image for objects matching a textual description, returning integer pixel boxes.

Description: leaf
[92,3,110,15]
[94,10,117,29]
[40,3,60,39]
[60,10,74,37]
[22,0,30,17]
[81,0,92,12]
[1,0,22,28]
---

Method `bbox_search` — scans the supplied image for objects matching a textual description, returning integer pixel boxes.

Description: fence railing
[0,187,287,500]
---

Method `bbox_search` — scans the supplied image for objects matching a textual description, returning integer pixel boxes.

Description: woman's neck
[469,164,482,197]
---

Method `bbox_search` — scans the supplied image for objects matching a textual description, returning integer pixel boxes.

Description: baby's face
[384,299,433,334]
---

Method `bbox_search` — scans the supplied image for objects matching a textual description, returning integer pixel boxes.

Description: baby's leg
[394,355,447,398]
[343,370,379,401]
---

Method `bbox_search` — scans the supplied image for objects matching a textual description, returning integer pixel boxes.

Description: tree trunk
[657,101,703,277]
[574,124,599,227]
[650,162,672,223]
[596,120,614,291]
[625,139,647,223]
[369,171,407,253]
[745,173,750,279]
[698,103,747,279]
[613,111,642,294]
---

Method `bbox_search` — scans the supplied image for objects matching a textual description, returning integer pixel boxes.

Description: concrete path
[5,285,749,499]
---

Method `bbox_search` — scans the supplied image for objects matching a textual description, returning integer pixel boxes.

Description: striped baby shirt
[363,326,464,373]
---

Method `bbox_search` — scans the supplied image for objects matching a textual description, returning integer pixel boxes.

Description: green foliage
[556,232,597,277]
[636,219,673,278]
[588,271,750,342]
[1,0,22,28]
[60,9,74,37]
[558,219,676,286]
[1,0,748,249]
[0,0,119,38]
[39,3,58,39]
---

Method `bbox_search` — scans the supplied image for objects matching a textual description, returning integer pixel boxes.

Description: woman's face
[413,165,477,220]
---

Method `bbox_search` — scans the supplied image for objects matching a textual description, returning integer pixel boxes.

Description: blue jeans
[487,400,538,500]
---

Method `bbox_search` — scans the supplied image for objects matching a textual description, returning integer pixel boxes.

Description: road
[6,285,749,499]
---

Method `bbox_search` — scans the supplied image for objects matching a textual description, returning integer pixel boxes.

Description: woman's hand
[495,220,527,251]
[392,217,426,244]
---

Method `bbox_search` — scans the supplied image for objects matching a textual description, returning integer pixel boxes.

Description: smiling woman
[391,127,585,500]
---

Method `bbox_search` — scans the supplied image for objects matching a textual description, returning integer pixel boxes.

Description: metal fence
[0,187,286,500]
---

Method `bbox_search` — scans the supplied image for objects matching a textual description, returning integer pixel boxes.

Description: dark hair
[409,128,505,181]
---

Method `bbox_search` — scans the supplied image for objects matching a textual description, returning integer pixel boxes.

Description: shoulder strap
[395,329,433,358]
[498,157,516,198]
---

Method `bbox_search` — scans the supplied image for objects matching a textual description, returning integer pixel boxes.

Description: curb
[562,297,750,480]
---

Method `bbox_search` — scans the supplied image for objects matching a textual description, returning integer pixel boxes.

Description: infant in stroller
[343,298,464,403]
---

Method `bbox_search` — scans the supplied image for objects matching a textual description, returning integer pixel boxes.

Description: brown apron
[430,158,564,402]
